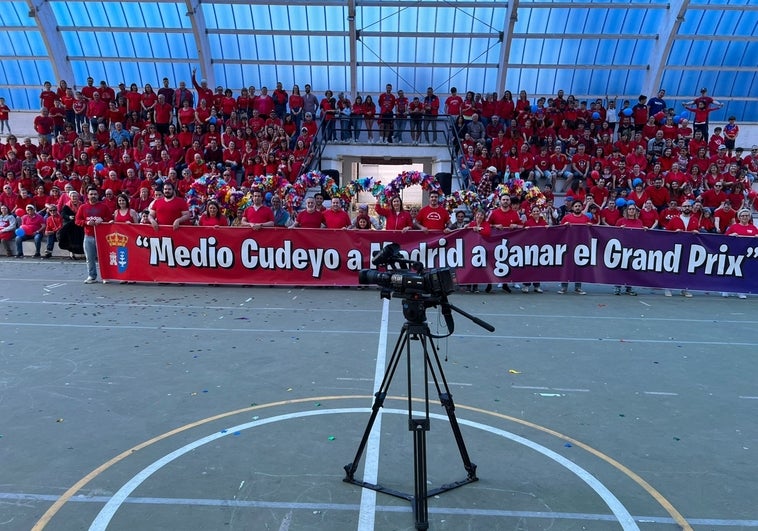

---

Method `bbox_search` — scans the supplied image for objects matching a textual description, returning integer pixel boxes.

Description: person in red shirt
[75,187,111,282]
[713,199,736,233]
[600,196,623,226]
[645,176,671,209]
[444,87,463,118]
[292,197,324,228]
[378,84,397,143]
[190,69,214,107]
[559,199,590,294]
[375,195,413,231]
[666,200,700,232]
[322,197,352,229]
[639,199,660,228]
[414,190,449,231]
[14,204,45,257]
[240,190,274,229]
[148,182,190,229]
[487,194,523,230]
[39,81,58,111]
[658,199,682,229]
[725,209,758,237]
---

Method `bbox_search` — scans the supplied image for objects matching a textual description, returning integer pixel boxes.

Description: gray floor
[1,257,757,530]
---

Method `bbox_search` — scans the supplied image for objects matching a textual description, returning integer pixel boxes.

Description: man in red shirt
[645,176,670,209]
[149,182,190,230]
[34,108,55,143]
[559,199,590,294]
[487,194,523,230]
[666,200,699,232]
[414,190,449,231]
[75,186,112,283]
[292,197,324,228]
[378,84,396,144]
[322,197,352,229]
[191,69,213,106]
[240,190,274,230]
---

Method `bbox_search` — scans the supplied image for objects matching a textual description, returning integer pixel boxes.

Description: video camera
[358,243,456,298]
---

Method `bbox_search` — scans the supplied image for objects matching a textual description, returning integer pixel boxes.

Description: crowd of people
[1,76,757,291]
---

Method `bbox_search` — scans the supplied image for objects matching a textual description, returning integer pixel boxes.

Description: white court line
[739,396,758,400]
[357,298,391,531]
[643,391,679,396]
[87,408,640,531]
[4,299,758,326]
[4,321,757,347]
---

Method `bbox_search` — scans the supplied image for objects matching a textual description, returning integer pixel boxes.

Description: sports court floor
[1,258,756,530]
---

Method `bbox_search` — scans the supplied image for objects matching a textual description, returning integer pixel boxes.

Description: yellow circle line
[32,395,691,530]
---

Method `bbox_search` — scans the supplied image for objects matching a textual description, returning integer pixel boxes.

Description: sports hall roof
[0,0,756,120]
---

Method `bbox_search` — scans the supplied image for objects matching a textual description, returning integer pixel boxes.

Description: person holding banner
[322,197,352,229]
[558,199,590,295]
[148,182,190,230]
[240,190,274,230]
[198,200,229,227]
[414,190,450,232]
[291,197,325,228]
[375,196,413,231]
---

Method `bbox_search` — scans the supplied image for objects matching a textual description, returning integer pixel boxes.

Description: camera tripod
[344,294,494,530]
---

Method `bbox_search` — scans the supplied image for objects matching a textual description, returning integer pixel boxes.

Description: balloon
[95,163,104,171]
[531,104,538,113]
[265,192,273,203]
[673,116,681,124]
[654,111,665,121]
[590,170,600,179]
[585,212,593,220]
[15,227,25,237]
[633,178,643,187]
[615,198,627,208]
[622,108,633,116]
[14,208,24,217]
[210,116,217,125]
[626,200,636,207]
[592,112,600,120]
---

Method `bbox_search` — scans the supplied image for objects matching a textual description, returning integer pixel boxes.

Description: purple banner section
[456,225,758,293]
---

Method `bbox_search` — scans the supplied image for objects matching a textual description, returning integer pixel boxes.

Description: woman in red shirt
[198,200,229,227]
[362,95,376,143]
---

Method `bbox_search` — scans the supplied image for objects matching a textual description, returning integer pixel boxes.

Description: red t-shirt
[296,210,324,228]
[243,205,274,224]
[152,196,188,225]
[323,209,351,229]
[416,205,450,230]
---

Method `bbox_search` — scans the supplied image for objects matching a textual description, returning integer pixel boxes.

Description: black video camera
[358,243,456,297]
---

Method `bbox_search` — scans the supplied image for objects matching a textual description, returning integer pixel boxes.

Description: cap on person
[486,166,497,173]
[358,204,368,211]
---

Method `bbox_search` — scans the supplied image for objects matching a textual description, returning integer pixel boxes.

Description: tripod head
[360,243,495,337]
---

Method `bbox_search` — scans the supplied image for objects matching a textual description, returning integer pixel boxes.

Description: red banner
[96,223,758,293]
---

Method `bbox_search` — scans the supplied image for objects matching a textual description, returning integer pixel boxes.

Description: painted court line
[4,493,757,527]
[4,321,757,347]
[86,407,641,531]
[357,298,391,531]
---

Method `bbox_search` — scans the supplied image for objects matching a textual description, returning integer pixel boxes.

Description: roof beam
[348,0,357,96]
[184,0,214,87]
[26,0,74,89]
[645,0,690,98]
[496,0,518,95]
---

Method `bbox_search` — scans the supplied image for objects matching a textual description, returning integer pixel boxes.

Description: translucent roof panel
[0,0,754,123]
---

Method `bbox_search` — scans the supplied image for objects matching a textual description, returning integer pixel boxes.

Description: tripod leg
[422,331,478,481]
[412,419,429,530]
[344,326,410,481]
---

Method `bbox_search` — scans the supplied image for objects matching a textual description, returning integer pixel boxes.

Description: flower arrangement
[445,189,481,213]
[376,171,441,205]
